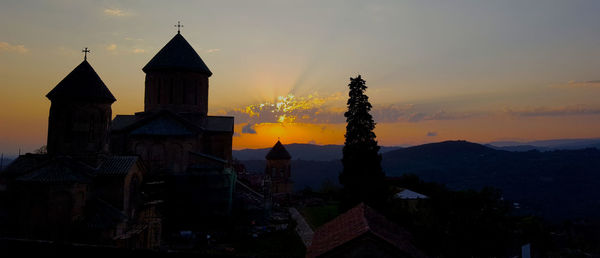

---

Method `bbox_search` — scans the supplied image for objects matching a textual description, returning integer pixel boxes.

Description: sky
[1,0,600,155]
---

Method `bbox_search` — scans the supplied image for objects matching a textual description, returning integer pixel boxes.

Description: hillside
[382,141,600,220]
[233,143,402,161]
[238,141,600,220]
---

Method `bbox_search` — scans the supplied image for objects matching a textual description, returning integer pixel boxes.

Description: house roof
[130,115,196,136]
[111,111,233,135]
[97,156,140,176]
[306,203,425,258]
[46,60,116,103]
[142,33,212,76]
[15,156,94,184]
[394,189,429,200]
[266,140,291,160]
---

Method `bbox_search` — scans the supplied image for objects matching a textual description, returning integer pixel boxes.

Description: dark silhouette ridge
[239,140,600,220]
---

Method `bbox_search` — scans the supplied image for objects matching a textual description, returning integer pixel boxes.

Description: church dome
[266,140,292,160]
[142,33,212,76]
[46,60,116,103]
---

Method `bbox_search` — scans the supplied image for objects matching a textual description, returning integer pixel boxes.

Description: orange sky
[2,1,600,155]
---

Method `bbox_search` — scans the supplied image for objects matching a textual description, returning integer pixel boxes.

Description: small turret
[265,140,293,194]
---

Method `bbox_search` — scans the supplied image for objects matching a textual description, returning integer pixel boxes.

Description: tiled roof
[15,156,93,183]
[266,140,291,160]
[306,203,425,258]
[130,116,196,136]
[142,33,212,76]
[46,60,116,103]
[97,156,139,176]
[112,111,233,135]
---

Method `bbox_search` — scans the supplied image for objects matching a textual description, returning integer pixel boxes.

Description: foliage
[339,75,386,210]
[300,204,339,229]
[385,174,556,257]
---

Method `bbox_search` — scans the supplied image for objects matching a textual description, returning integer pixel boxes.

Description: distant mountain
[233,143,402,161]
[486,138,600,151]
[238,140,600,221]
[382,141,600,220]
[0,157,15,172]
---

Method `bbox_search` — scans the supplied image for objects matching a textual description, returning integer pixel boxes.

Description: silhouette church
[0,27,235,246]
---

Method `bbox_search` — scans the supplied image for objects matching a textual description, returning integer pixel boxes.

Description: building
[109,31,236,228]
[0,59,160,248]
[265,140,293,195]
[306,203,425,258]
[393,189,429,212]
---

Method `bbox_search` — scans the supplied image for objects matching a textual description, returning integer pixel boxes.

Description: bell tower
[142,28,212,115]
[46,56,116,161]
[265,140,293,194]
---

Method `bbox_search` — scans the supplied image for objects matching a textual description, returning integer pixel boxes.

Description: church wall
[47,101,112,157]
[94,177,124,211]
[204,132,233,161]
[12,182,88,240]
[266,159,291,179]
[266,159,292,194]
[123,163,143,217]
[127,135,201,174]
[144,71,208,114]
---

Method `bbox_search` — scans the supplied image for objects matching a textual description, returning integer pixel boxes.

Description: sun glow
[235,93,336,124]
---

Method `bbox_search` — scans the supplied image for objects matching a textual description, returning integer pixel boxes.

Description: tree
[33,145,47,154]
[339,75,387,210]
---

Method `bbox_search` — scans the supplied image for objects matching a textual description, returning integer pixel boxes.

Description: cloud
[104,8,131,16]
[566,80,600,88]
[224,93,346,125]
[132,48,145,53]
[551,80,600,89]
[426,131,438,137]
[219,92,481,126]
[206,48,221,53]
[233,132,241,137]
[106,44,117,51]
[504,105,600,117]
[242,124,257,134]
[0,42,29,54]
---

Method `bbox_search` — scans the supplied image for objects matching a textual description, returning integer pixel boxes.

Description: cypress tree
[339,75,387,210]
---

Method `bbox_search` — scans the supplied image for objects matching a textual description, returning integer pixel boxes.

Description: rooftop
[266,140,291,160]
[46,60,116,103]
[142,33,212,75]
[306,203,425,258]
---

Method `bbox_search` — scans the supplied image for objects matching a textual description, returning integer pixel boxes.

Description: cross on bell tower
[175,21,183,34]
[82,47,90,60]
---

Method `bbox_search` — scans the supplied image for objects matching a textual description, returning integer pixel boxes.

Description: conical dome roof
[142,33,212,76]
[46,60,116,103]
[266,140,292,160]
